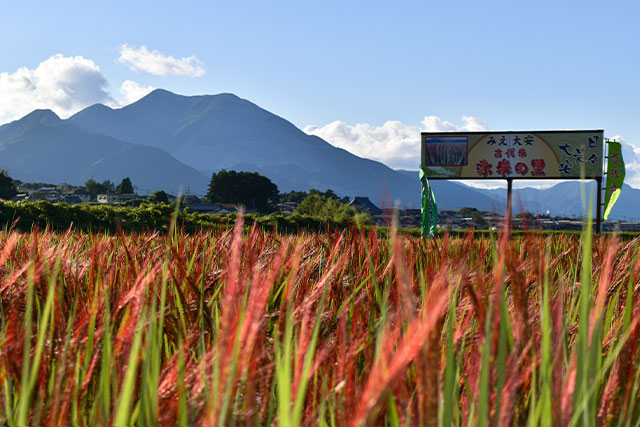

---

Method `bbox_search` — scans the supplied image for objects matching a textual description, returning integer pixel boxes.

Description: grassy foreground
[0,216,639,426]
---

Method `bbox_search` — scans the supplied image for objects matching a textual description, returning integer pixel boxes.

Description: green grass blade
[441,284,458,427]
[113,310,146,426]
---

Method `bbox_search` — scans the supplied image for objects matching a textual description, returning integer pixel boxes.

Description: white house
[97,194,119,204]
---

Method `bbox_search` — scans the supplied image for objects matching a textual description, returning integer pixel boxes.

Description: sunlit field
[0,215,639,426]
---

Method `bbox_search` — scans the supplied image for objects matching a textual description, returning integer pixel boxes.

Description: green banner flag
[420,167,437,238]
[604,141,625,220]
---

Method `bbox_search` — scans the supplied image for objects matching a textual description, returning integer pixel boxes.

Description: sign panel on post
[421,130,604,179]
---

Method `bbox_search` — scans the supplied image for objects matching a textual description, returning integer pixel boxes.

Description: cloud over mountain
[118,80,155,105]
[0,54,114,123]
[304,115,488,170]
[117,44,205,77]
[421,115,488,132]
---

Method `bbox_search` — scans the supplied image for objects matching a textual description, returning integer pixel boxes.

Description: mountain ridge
[9,88,627,217]
[63,89,498,209]
[0,111,209,193]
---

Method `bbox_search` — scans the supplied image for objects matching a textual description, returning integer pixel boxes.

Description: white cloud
[117,44,205,77]
[0,54,113,123]
[304,120,419,169]
[421,115,488,132]
[304,115,488,170]
[117,80,154,105]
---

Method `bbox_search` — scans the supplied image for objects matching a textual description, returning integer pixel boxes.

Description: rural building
[277,201,297,214]
[65,188,91,203]
[180,194,201,205]
[10,194,28,203]
[186,204,222,214]
[60,195,83,204]
[97,194,119,204]
[350,197,382,215]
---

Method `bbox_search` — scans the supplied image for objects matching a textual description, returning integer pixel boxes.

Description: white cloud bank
[305,121,640,190]
[0,54,114,122]
[0,55,158,124]
[117,44,205,77]
[304,115,488,170]
[118,80,155,105]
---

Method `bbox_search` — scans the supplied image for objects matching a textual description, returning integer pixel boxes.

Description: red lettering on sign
[496,159,512,176]
[475,160,493,177]
[515,162,528,176]
[531,159,546,176]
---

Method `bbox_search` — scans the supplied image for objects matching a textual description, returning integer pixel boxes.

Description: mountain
[465,181,640,221]
[0,109,208,194]
[6,91,636,218]
[66,89,498,209]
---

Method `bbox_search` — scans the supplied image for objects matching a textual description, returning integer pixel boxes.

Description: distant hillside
[395,169,640,221]
[0,110,209,194]
[465,181,640,221]
[0,90,533,211]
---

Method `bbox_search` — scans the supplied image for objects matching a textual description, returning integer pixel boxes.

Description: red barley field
[425,142,468,166]
[0,216,639,425]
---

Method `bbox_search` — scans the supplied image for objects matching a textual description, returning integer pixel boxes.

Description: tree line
[0,169,371,223]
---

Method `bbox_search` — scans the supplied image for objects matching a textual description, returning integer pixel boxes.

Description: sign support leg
[506,178,513,228]
[596,176,603,235]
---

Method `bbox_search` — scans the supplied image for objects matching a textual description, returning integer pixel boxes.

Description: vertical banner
[420,168,437,238]
[604,141,625,220]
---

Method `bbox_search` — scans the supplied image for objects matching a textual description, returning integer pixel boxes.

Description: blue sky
[2,0,639,188]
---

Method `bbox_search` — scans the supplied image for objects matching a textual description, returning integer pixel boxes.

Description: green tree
[84,179,100,199]
[0,170,17,200]
[206,170,279,212]
[148,190,169,204]
[309,188,350,203]
[101,180,115,195]
[116,177,134,195]
[84,179,116,199]
[279,190,309,204]
[294,193,371,224]
[280,189,349,205]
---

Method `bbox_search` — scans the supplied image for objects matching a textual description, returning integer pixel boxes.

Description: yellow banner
[603,141,625,220]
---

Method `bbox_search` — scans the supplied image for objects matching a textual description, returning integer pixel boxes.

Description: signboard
[421,130,604,179]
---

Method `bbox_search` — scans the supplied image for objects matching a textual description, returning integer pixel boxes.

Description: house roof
[350,197,382,214]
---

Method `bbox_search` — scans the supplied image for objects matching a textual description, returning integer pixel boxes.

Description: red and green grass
[0,214,639,425]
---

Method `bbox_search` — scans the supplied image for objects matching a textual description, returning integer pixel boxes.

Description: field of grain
[425,142,468,166]
[0,215,639,425]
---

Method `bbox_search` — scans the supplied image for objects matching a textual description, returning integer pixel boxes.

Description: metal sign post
[596,176,603,234]
[506,178,513,224]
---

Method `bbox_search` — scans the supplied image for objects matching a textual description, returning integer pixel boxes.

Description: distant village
[8,181,640,232]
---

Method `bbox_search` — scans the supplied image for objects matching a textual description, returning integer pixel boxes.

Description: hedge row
[0,200,362,234]
[2,200,636,238]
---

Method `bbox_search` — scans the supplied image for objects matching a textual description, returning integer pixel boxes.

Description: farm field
[0,216,639,426]
[425,139,468,166]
